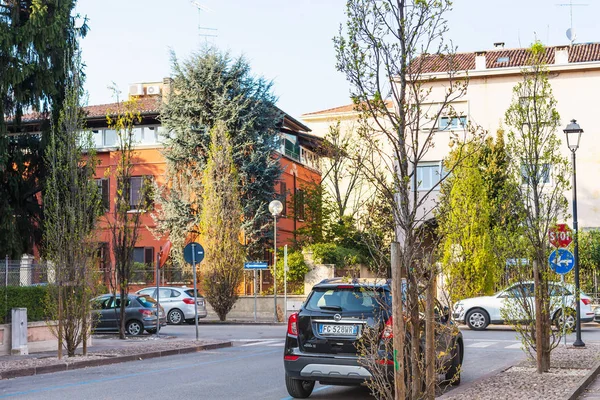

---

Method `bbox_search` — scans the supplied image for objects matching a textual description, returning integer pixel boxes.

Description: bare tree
[503,42,570,373]
[335,1,479,398]
[105,91,152,339]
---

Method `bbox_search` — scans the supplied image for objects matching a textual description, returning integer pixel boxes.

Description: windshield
[305,287,391,313]
[137,295,157,308]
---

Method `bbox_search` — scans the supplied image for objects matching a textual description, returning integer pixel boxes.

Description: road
[1,323,599,399]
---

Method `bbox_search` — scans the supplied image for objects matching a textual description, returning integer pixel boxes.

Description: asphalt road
[1,323,599,399]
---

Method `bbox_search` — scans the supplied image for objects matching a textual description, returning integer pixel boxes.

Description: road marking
[241,340,280,347]
[467,341,498,348]
[505,343,522,349]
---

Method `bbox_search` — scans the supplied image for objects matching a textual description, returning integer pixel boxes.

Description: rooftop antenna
[556,1,588,45]
[190,1,217,43]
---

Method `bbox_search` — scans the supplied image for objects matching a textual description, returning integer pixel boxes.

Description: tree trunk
[119,286,126,340]
[533,260,546,373]
[391,243,406,400]
[57,284,63,360]
[425,276,436,399]
[409,275,421,399]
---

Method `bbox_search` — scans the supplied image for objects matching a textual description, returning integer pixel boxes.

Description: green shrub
[307,243,366,267]
[0,286,50,324]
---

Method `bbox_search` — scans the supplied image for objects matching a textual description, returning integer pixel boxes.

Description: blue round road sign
[548,248,575,275]
[184,242,205,265]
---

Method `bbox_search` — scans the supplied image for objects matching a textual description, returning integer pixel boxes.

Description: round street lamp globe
[269,200,283,216]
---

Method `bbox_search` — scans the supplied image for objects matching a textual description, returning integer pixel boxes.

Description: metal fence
[1,258,51,287]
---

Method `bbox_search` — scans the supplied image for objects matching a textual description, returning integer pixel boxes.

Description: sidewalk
[579,374,600,399]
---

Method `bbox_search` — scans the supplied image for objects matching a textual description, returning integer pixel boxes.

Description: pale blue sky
[76,0,598,118]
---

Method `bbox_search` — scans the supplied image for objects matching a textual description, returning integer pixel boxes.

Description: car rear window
[184,289,203,298]
[137,295,157,308]
[305,287,390,313]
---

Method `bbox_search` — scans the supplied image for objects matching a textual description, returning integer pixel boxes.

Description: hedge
[0,286,50,324]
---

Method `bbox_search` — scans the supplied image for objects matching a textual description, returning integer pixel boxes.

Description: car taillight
[582,298,591,305]
[287,312,298,336]
[284,355,299,361]
[183,298,195,305]
[381,317,393,339]
[140,309,153,316]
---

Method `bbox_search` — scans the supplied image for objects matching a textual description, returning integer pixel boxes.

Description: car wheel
[444,339,462,385]
[126,320,143,336]
[168,309,184,325]
[466,308,489,330]
[554,308,576,331]
[285,373,315,398]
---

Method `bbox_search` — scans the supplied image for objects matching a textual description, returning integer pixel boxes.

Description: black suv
[283,278,463,398]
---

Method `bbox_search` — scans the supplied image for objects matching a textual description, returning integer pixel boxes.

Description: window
[521,163,551,185]
[416,162,443,191]
[133,247,154,265]
[128,176,153,210]
[278,182,287,216]
[104,129,117,147]
[96,242,109,271]
[283,134,300,160]
[439,116,467,130]
[295,188,305,221]
[95,178,109,211]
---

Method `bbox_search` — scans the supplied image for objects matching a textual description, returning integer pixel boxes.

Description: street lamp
[563,119,585,348]
[269,199,283,323]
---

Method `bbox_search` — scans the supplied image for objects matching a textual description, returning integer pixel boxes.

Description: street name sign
[548,248,575,275]
[549,224,573,248]
[244,261,268,270]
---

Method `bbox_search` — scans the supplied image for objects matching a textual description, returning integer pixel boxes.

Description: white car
[136,286,208,325]
[453,281,594,330]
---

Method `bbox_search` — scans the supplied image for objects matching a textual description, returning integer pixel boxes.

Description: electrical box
[11,308,28,355]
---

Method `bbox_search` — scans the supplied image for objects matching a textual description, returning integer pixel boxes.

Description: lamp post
[269,199,283,323]
[563,119,585,348]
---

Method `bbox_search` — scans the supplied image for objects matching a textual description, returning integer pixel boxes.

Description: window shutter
[144,247,154,266]
[280,182,287,216]
[102,179,110,211]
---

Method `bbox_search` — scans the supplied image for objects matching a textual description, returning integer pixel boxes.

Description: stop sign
[549,224,573,248]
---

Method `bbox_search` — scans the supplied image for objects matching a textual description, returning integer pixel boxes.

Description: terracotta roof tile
[417,43,600,73]
[302,100,393,117]
[19,97,160,122]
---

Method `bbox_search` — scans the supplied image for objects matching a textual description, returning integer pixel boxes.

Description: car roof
[138,286,190,291]
[313,277,391,290]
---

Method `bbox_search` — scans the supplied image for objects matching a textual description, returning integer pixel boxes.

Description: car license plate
[318,324,357,336]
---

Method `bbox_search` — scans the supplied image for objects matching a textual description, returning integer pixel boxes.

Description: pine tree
[0,0,87,258]
[200,122,245,321]
[157,48,281,263]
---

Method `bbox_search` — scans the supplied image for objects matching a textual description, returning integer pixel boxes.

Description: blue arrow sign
[548,248,575,275]
[244,261,268,270]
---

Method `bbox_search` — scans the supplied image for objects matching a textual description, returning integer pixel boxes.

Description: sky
[75,0,599,118]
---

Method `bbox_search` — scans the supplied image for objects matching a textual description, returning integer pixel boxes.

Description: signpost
[244,261,268,321]
[284,245,288,322]
[184,242,205,340]
[548,248,575,275]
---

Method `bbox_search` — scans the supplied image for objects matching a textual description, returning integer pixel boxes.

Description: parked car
[91,294,166,336]
[283,278,463,398]
[136,286,207,325]
[594,306,600,323]
[453,281,595,330]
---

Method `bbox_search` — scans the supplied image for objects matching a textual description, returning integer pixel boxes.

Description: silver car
[136,286,208,325]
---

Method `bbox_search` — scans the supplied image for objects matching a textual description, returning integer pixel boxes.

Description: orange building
[22,82,324,291]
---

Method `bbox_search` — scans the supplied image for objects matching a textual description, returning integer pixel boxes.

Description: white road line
[505,343,523,349]
[267,343,285,347]
[241,340,280,347]
[467,341,498,348]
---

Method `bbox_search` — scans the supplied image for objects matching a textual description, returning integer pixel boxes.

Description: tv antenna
[190,1,217,42]
[556,1,588,44]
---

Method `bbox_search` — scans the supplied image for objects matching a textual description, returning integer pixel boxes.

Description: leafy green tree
[504,41,570,373]
[577,230,600,295]
[437,131,511,302]
[0,0,87,258]
[271,249,309,295]
[200,122,246,321]
[43,50,100,358]
[157,48,281,262]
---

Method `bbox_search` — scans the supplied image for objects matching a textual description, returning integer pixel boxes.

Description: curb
[564,360,600,400]
[0,341,232,380]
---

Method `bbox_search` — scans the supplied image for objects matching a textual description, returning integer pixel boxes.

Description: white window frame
[416,161,444,191]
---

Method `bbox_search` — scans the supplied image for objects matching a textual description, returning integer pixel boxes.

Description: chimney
[162,77,173,104]
[493,42,505,49]
[555,46,569,64]
[475,51,487,70]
